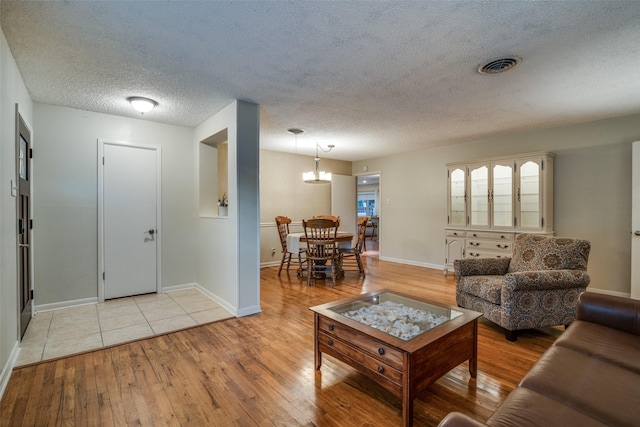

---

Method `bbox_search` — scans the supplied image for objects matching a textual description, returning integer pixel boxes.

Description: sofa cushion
[457,276,503,304]
[508,234,590,273]
[486,387,607,427]
[519,346,640,427]
[555,320,640,375]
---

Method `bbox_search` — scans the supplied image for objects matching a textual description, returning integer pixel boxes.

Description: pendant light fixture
[288,128,335,184]
[303,142,335,184]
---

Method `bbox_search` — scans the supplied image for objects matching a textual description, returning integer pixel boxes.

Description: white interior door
[331,174,357,237]
[100,141,160,300]
[631,141,640,299]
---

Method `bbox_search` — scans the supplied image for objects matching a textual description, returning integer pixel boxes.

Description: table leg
[469,319,478,378]
[314,314,322,370]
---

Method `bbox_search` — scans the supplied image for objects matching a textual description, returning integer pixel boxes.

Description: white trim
[35,297,98,314]
[379,256,443,271]
[97,139,163,302]
[237,305,261,317]
[260,261,281,268]
[162,283,198,293]
[0,341,20,401]
[194,283,238,316]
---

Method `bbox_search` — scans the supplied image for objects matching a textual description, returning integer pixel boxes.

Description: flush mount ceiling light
[127,96,158,114]
[477,57,521,74]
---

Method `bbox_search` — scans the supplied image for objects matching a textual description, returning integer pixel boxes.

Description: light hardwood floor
[1,254,560,426]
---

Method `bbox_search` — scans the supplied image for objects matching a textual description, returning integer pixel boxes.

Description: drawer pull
[378,366,385,374]
[469,242,479,246]
[328,339,333,346]
[328,324,334,331]
[497,244,509,249]
[378,348,385,355]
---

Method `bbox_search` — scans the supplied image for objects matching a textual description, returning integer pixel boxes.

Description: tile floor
[16,288,234,367]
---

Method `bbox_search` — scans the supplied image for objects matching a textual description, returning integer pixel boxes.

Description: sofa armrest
[454,258,511,277]
[577,292,640,336]
[503,270,590,292]
[438,412,489,427]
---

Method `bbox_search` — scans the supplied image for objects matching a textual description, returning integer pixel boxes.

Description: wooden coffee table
[310,290,481,427]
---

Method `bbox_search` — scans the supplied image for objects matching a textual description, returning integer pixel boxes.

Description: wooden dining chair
[275,216,307,276]
[302,218,339,286]
[339,216,368,277]
[313,214,340,228]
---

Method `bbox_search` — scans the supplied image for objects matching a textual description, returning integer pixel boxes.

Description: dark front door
[17,111,32,338]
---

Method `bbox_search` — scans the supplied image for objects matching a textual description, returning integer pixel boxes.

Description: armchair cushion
[507,234,590,273]
[503,270,591,292]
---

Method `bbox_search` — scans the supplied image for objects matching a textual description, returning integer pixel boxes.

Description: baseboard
[585,287,630,298]
[237,304,262,317]
[35,297,98,313]
[379,256,443,271]
[163,283,198,293]
[194,284,237,316]
[0,340,20,401]
[260,261,281,268]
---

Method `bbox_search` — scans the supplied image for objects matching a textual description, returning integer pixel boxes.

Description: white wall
[353,113,640,296]
[32,104,197,306]
[0,28,33,395]
[194,100,260,316]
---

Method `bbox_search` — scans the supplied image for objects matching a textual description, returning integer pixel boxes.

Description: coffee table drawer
[318,316,403,368]
[318,332,402,384]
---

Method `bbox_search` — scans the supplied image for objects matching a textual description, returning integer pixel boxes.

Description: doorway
[17,108,33,338]
[357,173,380,255]
[98,140,162,301]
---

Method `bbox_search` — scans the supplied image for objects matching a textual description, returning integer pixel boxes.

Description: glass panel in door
[519,161,540,228]
[492,163,513,227]
[469,165,488,226]
[449,168,466,226]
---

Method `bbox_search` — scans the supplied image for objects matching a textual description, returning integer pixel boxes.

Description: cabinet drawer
[466,240,512,252]
[467,231,513,240]
[318,332,402,384]
[318,317,403,368]
[446,230,466,238]
[466,250,511,259]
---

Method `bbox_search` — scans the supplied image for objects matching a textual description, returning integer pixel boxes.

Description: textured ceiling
[2,1,640,161]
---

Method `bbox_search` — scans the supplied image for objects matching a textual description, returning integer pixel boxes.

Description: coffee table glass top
[328,292,463,341]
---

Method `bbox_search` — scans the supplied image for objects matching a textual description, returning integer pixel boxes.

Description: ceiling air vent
[477,57,521,74]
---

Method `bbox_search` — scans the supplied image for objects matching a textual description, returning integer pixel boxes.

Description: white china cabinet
[444,152,554,275]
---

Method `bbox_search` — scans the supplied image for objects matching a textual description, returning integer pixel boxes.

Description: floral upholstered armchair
[454,234,591,341]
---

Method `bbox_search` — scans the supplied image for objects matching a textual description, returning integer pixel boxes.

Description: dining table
[286,232,354,280]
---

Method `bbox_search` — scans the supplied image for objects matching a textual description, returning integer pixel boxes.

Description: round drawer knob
[328,339,333,346]
[328,324,334,331]
[378,366,385,374]
[378,348,385,355]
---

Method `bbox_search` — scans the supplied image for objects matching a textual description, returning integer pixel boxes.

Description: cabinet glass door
[492,163,513,227]
[469,164,488,226]
[449,167,466,226]
[519,160,540,228]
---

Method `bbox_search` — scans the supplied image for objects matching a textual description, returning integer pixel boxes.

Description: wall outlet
[271,248,277,255]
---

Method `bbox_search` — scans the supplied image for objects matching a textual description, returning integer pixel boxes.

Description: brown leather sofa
[439,292,640,427]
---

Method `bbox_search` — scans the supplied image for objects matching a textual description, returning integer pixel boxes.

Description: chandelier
[303,143,335,184]
[288,128,335,184]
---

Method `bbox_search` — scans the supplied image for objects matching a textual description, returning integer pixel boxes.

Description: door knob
[635,230,640,236]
